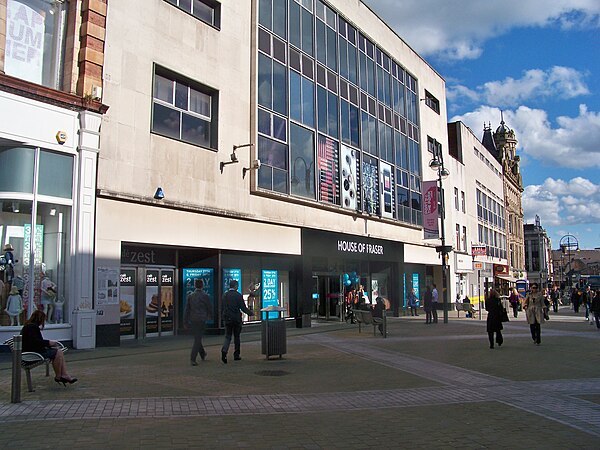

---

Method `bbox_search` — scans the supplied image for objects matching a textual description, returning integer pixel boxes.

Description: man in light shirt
[431,284,439,323]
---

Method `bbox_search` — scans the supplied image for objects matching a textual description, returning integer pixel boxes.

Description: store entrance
[120,266,175,339]
[312,274,342,321]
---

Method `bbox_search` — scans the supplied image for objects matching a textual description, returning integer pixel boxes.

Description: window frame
[164,0,221,29]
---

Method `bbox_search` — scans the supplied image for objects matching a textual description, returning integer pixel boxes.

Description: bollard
[11,334,22,403]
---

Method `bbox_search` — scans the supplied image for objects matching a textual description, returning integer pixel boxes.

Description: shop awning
[496,274,517,283]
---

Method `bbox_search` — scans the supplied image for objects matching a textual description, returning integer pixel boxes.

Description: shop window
[0,146,73,329]
[4,0,69,90]
[164,0,221,29]
[152,67,218,150]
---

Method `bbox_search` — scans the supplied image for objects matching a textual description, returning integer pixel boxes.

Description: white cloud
[522,177,600,228]
[451,105,600,168]
[364,0,600,60]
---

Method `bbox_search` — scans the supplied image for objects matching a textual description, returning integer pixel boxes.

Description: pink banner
[422,181,439,239]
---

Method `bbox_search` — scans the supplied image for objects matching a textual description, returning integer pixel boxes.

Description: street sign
[474,262,484,270]
[472,245,486,256]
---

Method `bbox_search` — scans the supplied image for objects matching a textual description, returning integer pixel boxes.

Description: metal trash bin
[260,306,287,359]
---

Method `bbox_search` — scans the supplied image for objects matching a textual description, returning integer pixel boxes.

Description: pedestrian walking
[221,279,255,364]
[424,285,433,324]
[407,288,418,316]
[571,287,583,313]
[184,278,213,365]
[549,285,560,313]
[524,283,545,345]
[431,284,439,323]
[485,288,504,349]
[591,289,600,329]
[508,287,520,318]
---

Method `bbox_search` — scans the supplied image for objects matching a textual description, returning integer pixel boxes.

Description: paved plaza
[1,308,600,449]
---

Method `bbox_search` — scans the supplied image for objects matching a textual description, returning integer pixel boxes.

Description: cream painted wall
[98,0,448,252]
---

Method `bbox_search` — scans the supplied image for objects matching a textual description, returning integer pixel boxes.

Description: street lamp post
[559,234,579,290]
[429,140,451,324]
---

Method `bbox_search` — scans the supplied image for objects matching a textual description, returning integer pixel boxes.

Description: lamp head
[154,187,164,200]
[429,158,441,171]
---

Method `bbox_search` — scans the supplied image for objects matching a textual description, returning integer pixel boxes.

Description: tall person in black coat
[184,278,213,365]
[485,288,504,349]
[221,280,254,363]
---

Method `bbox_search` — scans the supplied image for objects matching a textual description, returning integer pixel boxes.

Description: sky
[364,0,600,250]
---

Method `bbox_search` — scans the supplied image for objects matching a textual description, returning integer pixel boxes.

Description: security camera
[154,187,164,200]
[230,152,238,163]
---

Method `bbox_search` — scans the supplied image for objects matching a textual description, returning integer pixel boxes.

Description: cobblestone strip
[0,387,489,423]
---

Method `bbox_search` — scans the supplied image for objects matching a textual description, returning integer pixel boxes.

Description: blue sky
[365,0,600,250]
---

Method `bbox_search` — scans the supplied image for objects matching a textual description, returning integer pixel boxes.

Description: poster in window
[5,0,45,84]
[362,158,379,215]
[119,269,136,336]
[317,135,340,205]
[340,144,357,210]
[380,161,393,219]
[182,268,215,325]
[261,270,279,319]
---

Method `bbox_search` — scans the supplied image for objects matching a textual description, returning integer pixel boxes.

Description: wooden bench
[351,309,387,337]
[456,302,476,318]
[3,337,67,392]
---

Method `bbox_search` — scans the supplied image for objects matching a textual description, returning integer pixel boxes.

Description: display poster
[223,268,242,293]
[22,224,43,311]
[182,268,215,325]
[380,161,394,218]
[160,270,174,332]
[5,0,45,84]
[145,270,159,334]
[422,180,439,239]
[261,270,279,319]
[119,269,136,336]
[403,272,407,308]
[362,158,379,214]
[97,267,119,306]
[412,273,420,302]
[317,135,340,205]
[340,144,357,210]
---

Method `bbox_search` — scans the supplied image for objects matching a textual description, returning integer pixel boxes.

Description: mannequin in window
[41,271,57,323]
[5,286,24,326]
[3,243,17,290]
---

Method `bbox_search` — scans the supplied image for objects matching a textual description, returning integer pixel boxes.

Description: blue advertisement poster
[182,268,215,325]
[412,273,420,303]
[261,270,279,319]
[403,272,407,308]
[223,268,242,293]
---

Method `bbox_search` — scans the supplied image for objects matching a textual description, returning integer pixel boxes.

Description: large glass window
[259,0,287,39]
[289,0,313,56]
[4,0,69,89]
[0,146,73,328]
[315,0,336,71]
[152,68,218,149]
[290,70,315,127]
[258,54,287,116]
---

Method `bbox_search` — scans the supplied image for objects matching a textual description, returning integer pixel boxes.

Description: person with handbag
[485,288,504,349]
[524,283,545,345]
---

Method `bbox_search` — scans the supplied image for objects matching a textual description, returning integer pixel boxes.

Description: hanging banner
[422,180,439,239]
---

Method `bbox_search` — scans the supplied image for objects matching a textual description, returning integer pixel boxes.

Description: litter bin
[260,306,287,359]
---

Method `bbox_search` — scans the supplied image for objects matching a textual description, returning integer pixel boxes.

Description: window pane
[192,0,213,24]
[290,70,302,122]
[301,76,314,127]
[273,0,287,38]
[273,168,289,194]
[259,0,271,29]
[273,115,287,141]
[258,54,273,109]
[180,0,192,13]
[152,102,181,139]
[301,7,313,55]
[272,60,287,115]
[317,86,327,134]
[38,151,73,198]
[289,0,300,49]
[181,113,210,147]
[175,82,188,109]
[258,108,271,135]
[258,136,288,170]
[327,92,338,137]
[0,147,34,193]
[290,124,315,199]
[189,88,210,117]
[154,74,173,104]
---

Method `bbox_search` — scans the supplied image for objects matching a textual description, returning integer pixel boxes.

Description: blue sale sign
[261,270,279,319]
[223,268,242,293]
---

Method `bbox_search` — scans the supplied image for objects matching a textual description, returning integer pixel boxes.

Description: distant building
[524,216,552,288]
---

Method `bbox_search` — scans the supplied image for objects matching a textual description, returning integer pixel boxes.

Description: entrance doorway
[120,266,175,339]
[312,274,342,321]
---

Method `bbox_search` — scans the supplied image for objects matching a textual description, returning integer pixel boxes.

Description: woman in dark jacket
[21,310,77,385]
[485,289,504,349]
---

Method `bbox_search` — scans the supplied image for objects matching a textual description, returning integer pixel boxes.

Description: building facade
[447,121,507,303]
[482,118,525,282]
[0,0,108,346]
[524,215,552,289]
[93,0,451,345]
